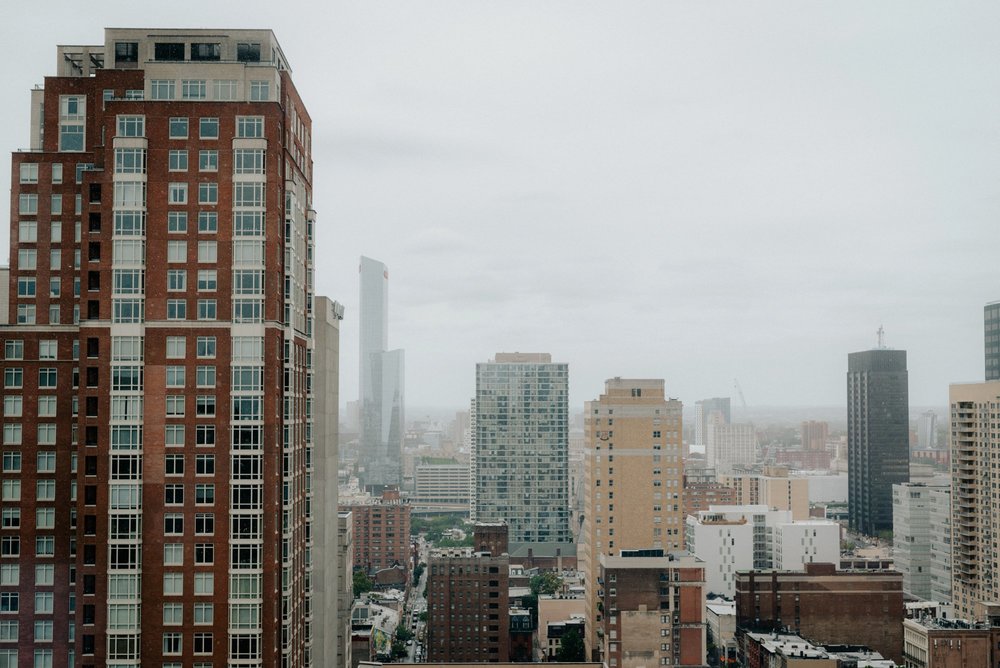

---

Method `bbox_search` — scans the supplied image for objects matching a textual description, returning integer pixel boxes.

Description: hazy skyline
[1,1,997,410]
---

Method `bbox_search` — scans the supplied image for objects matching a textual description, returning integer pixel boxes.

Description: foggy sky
[1,1,997,411]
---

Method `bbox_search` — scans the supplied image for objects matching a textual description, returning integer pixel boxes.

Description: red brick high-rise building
[343,488,412,578]
[2,28,317,667]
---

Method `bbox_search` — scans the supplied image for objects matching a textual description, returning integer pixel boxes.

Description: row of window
[115,39,261,65]
[116,115,264,139]
[149,78,270,102]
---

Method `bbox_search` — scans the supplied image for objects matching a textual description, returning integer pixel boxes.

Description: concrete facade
[949,381,1000,620]
[893,482,949,601]
[928,485,952,604]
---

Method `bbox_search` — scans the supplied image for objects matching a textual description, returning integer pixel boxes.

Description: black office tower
[847,349,909,536]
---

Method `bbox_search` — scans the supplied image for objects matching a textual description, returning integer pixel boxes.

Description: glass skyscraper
[847,348,910,535]
[472,353,571,546]
[358,256,404,490]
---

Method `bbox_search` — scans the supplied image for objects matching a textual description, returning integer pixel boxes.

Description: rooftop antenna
[876,325,886,349]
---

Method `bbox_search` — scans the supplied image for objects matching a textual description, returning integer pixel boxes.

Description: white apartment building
[772,520,840,570]
[893,482,949,601]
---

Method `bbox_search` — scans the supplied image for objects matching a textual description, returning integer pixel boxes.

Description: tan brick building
[580,378,684,656]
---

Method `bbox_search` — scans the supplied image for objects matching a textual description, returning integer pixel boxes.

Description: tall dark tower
[986,301,1000,381]
[847,342,910,536]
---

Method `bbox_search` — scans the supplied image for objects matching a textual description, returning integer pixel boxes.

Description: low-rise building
[903,615,1000,668]
[719,466,810,520]
[735,563,904,664]
[597,550,706,667]
[545,615,586,660]
[706,597,737,666]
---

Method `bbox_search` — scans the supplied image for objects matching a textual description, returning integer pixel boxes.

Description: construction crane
[733,378,748,417]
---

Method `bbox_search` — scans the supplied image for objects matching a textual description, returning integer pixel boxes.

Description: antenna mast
[876,325,886,349]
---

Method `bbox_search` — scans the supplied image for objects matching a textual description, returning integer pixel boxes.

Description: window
[150,80,175,100]
[115,41,138,63]
[165,425,185,447]
[164,514,184,535]
[191,42,220,61]
[38,368,57,388]
[168,183,187,204]
[114,182,145,208]
[194,573,213,595]
[37,424,55,445]
[51,164,63,184]
[50,195,62,215]
[195,543,214,565]
[197,336,216,358]
[165,454,184,476]
[234,149,265,174]
[197,270,217,291]
[233,241,264,265]
[198,211,218,233]
[0,481,16,502]
[195,513,214,535]
[0,537,18,558]
[168,150,188,171]
[166,299,187,320]
[36,480,55,501]
[163,572,183,595]
[249,80,270,101]
[116,115,145,137]
[163,632,182,655]
[236,116,264,138]
[2,425,20,446]
[3,398,20,417]
[195,455,215,475]
[237,43,261,62]
[163,603,183,625]
[3,369,22,389]
[196,425,215,447]
[36,452,56,472]
[59,96,86,152]
[18,248,37,269]
[199,150,218,172]
[214,79,237,100]
[169,117,188,139]
[0,509,17,529]
[166,336,186,359]
[35,508,56,528]
[195,366,215,388]
[113,269,143,294]
[34,592,53,614]
[0,593,17,613]
[154,42,184,61]
[193,632,213,654]
[199,117,219,139]
[167,211,187,233]
[35,536,54,557]
[50,222,61,243]
[197,300,216,321]
[18,221,37,243]
[195,483,215,504]
[198,183,218,204]
[113,212,144,236]
[18,194,38,216]
[19,163,39,184]
[167,270,186,292]
[0,564,18,586]
[166,396,185,417]
[3,343,22,361]
[182,80,207,100]
[194,602,213,625]
[0,621,15,642]
[167,241,187,263]
[17,278,35,297]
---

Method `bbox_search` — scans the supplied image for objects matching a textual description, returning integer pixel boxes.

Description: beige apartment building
[950,381,1000,620]
[718,466,810,520]
[580,378,684,657]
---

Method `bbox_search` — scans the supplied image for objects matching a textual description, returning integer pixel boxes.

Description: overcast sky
[1,1,996,412]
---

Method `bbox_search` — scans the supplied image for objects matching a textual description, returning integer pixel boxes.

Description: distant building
[695,397,731,445]
[342,488,412,578]
[682,480,737,518]
[473,521,509,558]
[986,301,1000,380]
[337,512,355,668]
[718,466,810,520]
[597,551,706,667]
[801,420,830,451]
[538,597,587,662]
[708,423,758,474]
[545,615,586,660]
[411,463,470,511]
[706,598,738,666]
[359,256,405,491]
[580,378,685,656]
[742,631,892,668]
[893,482,949,601]
[735,563,905,664]
[847,348,910,535]
[472,353,571,548]
[917,410,938,450]
[928,486,952,604]
[950,381,1000,620]
[426,547,510,662]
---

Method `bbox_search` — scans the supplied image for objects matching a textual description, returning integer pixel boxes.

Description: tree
[413,562,426,582]
[353,570,374,598]
[555,629,585,662]
[530,571,563,596]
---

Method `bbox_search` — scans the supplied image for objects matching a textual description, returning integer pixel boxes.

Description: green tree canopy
[353,570,374,598]
[530,571,563,596]
[555,629,586,662]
